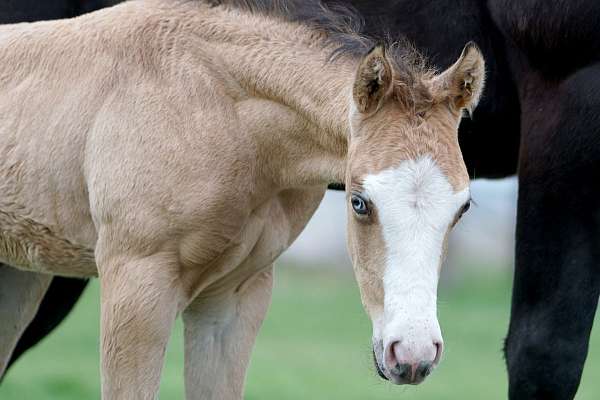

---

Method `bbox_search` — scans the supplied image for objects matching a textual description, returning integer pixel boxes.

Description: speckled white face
[358,155,470,382]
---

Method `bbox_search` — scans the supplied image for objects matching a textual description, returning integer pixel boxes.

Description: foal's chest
[180,186,327,294]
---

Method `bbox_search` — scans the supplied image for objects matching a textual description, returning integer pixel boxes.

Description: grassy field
[2,265,600,399]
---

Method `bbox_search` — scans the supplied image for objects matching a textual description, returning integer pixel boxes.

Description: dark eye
[351,193,369,215]
[459,201,471,218]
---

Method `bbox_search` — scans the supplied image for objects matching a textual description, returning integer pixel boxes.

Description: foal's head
[345,42,484,384]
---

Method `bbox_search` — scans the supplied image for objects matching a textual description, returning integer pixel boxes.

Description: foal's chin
[374,362,437,385]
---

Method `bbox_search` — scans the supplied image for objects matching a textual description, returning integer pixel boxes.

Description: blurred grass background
[1,264,600,399]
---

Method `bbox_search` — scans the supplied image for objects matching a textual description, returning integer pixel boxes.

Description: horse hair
[206,0,434,110]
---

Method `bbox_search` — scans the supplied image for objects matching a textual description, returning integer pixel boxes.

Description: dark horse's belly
[0,0,113,24]
[488,0,600,79]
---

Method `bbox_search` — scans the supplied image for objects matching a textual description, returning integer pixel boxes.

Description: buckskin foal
[0,0,484,398]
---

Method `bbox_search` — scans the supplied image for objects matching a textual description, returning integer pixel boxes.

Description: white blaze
[363,155,469,358]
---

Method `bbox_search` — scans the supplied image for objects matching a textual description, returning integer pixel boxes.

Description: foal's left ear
[353,44,393,115]
[432,42,485,114]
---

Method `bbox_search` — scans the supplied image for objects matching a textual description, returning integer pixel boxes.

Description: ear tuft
[352,44,393,114]
[433,42,485,114]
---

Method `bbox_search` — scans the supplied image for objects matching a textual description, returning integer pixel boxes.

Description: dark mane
[209,0,370,56]
[207,0,433,110]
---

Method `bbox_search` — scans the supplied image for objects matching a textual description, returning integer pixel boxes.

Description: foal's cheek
[347,214,387,319]
[439,229,452,272]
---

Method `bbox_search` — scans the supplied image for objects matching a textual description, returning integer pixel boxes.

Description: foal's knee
[100,257,182,355]
[97,252,185,399]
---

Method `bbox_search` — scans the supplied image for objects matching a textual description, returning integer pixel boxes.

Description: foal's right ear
[353,45,393,115]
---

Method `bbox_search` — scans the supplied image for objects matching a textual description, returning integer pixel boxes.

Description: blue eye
[351,194,369,215]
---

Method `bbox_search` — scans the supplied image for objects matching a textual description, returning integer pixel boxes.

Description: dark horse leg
[4,277,89,373]
[505,64,600,399]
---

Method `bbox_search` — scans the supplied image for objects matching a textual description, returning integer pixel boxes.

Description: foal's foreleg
[98,253,184,400]
[0,265,51,376]
[183,267,273,400]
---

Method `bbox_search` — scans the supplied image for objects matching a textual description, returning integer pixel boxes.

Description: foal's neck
[186,3,355,185]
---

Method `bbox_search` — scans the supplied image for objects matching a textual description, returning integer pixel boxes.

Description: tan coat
[0,0,484,398]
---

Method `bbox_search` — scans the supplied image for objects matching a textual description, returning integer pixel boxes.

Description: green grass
[2,265,600,399]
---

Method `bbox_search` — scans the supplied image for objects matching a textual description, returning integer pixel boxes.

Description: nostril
[433,341,443,365]
[385,340,401,370]
[416,361,432,379]
[393,363,412,381]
